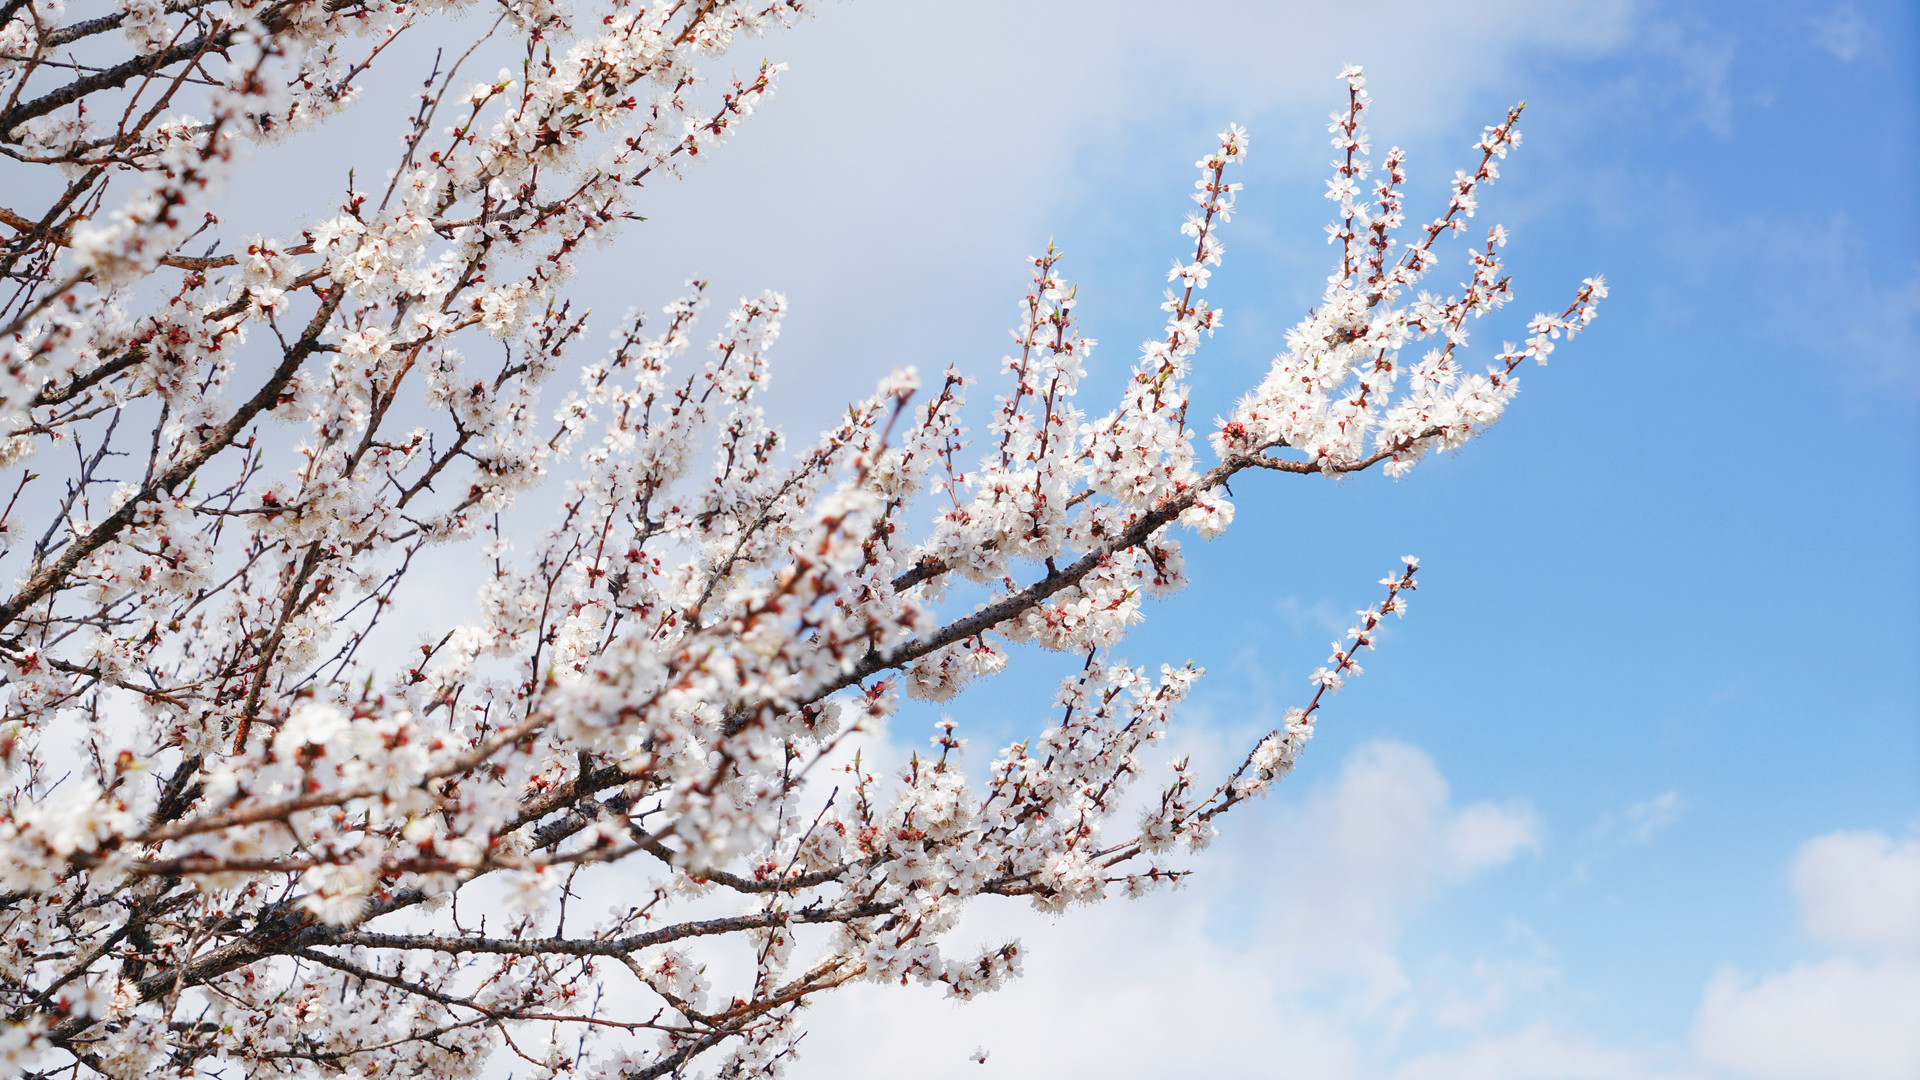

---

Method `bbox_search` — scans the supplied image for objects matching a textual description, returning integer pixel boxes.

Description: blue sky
[219,1,1917,1075]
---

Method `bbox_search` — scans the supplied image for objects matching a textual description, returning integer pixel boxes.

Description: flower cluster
[0,11,1600,1076]
[1221,67,1604,481]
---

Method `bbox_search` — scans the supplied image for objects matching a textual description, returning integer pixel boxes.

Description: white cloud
[790,739,1543,1079]
[1452,802,1548,869]
[1240,741,1541,1002]
[1394,1023,1680,1080]
[1691,827,1920,1080]
[788,772,1920,1080]
[792,893,1363,1080]
[1789,829,1920,956]
[1694,957,1920,1080]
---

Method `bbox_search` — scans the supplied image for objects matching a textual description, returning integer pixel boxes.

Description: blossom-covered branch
[0,6,1602,1074]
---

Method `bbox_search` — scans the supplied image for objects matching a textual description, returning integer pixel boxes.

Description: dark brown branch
[328,901,895,960]
[25,347,146,408]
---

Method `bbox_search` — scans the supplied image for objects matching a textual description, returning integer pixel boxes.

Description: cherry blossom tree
[0,2,1604,1077]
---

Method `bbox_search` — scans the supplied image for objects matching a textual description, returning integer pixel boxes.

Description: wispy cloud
[1632,19,1738,136]
[1810,4,1873,63]
[1570,790,1685,884]
[1621,791,1685,844]
[1274,595,1352,639]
